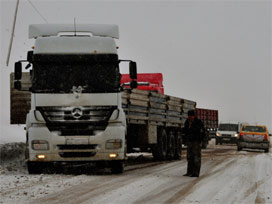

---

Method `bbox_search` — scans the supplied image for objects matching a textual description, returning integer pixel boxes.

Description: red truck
[121,73,164,94]
[196,108,219,148]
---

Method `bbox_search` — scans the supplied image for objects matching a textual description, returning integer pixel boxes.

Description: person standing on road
[183,109,205,177]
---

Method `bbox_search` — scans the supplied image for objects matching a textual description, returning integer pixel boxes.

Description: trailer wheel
[202,130,209,149]
[202,142,208,149]
[237,146,242,151]
[152,128,168,160]
[167,132,176,160]
[111,161,124,174]
[174,132,182,160]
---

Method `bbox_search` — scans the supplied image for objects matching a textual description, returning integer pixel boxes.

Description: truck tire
[264,148,269,153]
[111,161,124,174]
[203,130,209,149]
[174,132,182,160]
[152,128,168,161]
[202,142,208,149]
[27,162,43,174]
[167,132,176,160]
[237,146,242,151]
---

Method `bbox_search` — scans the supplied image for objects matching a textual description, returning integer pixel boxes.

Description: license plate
[66,138,88,145]
[223,138,230,141]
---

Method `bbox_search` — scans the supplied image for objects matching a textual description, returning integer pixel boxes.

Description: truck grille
[59,152,96,158]
[37,106,116,136]
[57,145,98,150]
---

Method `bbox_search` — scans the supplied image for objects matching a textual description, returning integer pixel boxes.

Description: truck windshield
[218,124,238,131]
[31,54,120,93]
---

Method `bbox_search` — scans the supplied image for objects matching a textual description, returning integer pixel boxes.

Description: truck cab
[121,73,164,94]
[216,122,243,145]
[14,24,136,174]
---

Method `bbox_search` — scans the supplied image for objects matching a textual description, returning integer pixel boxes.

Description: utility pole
[6,0,19,67]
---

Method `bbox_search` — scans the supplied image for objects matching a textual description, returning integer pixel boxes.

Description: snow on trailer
[121,88,196,127]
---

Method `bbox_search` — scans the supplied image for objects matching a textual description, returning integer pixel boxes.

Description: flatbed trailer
[122,88,196,159]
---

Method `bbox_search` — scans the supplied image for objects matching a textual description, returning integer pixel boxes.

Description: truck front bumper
[27,123,126,162]
[216,137,238,144]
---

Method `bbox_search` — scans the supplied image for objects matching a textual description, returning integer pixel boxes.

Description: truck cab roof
[29,24,119,39]
[30,24,118,55]
[34,36,117,55]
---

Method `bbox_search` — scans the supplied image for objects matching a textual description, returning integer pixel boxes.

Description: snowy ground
[0,139,271,204]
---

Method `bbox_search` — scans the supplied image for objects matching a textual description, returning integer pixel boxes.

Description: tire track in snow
[164,157,237,204]
[29,160,182,204]
[134,156,236,204]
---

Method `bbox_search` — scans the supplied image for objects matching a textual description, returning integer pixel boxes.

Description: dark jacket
[184,118,205,143]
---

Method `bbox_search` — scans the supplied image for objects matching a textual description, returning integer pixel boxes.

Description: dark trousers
[186,141,202,176]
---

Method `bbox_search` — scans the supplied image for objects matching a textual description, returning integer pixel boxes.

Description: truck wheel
[174,132,182,160]
[167,132,176,160]
[237,146,242,151]
[27,162,43,174]
[111,161,124,174]
[264,148,269,153]
[152,128,168,160]
[202,142,208,149]
[215,139,219,145]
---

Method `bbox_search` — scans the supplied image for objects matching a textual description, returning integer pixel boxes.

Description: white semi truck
[12,24,196,174]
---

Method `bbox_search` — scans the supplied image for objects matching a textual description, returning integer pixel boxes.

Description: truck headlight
[216,132,221,137]
[109,109,119,121]
[32,140,49,150]
[234,133,239,137]
[106,139,122,149]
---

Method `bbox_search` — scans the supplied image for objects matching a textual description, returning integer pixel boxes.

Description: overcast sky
[0,0,271,143]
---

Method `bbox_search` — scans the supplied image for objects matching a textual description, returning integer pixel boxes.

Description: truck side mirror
[14,81,21,90]
[129,61,137,80]
[130,80,138,89]
[27,51,33,63]
[14,62,22,80]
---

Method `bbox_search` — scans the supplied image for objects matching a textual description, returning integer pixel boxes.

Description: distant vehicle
[237,125,270,153]
[215,123,243,145]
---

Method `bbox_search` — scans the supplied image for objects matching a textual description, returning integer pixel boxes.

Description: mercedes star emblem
[71,107,83,119]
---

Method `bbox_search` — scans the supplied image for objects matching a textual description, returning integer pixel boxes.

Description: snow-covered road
[1,140,271,204]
